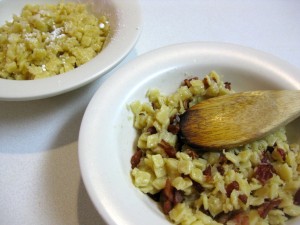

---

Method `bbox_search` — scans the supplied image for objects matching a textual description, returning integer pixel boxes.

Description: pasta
[130,71,300,225]
[0,2,110,80]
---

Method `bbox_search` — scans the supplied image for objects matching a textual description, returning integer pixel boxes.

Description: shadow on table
[0,79,98,153]
[77,179,107,225]
[0,49,137,154]
[40,141,106,225]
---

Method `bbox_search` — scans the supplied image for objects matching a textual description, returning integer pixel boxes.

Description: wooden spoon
[179,90,300,150]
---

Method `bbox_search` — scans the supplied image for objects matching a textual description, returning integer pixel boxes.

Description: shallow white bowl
[79,42,300,225]
[0,0,142,100]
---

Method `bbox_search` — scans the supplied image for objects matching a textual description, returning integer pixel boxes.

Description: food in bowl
[130,71,300,225]
[0,2,110,80]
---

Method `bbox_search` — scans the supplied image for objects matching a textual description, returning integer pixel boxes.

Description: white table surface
[1,1,300,225]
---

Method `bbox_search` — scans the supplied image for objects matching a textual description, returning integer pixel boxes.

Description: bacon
[238,194,248,204]
[183,99,190,110]
[183,79,192,88]
[294,188,300,205]
[216,213,232,224]
[130,148,143,169]
[162,200,173,215]
[224,82,232,90]
[253,164,276,184]
[261,150,271,163]
[171,114,180,123]
[168,114,180,135]
[192,180,204,193]
[257,198,282,219]
[160,178,184,214]
[212,77,218,82]
[219,154,228,165]
[147,126,157,134]
[185,149,199,159]
[203,165,213,182]
[276,148,286,161]
[203,77,210,89]
[232,213,249,225]
[162,178,174,202]
[168,114,181,135]
[151,102,159,110]
[158,140,177,158]
[174,190,184,205]
[167,124,180,135]
[226,181,240,197]
[217,165,225,175]
[203,165,212,176]
[183,77,199,88]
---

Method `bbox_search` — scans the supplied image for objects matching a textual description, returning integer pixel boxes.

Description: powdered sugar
[41,64,46,71]
[46,27,65,42]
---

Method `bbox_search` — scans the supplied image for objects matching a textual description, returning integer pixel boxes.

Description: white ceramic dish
[79,42,300,225]
[0,0,141,100]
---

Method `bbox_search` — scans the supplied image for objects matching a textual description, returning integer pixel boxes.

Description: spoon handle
[180,90,300,150]
[264,90,300,122]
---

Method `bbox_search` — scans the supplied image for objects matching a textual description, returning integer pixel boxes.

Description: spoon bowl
[180,90,300,150]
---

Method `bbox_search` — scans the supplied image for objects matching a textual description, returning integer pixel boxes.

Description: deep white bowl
[79,42,300,225]
[0,0,142,100]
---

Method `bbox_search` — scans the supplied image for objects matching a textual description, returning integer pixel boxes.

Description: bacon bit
[238,194,248,204]
[147,126,157,134]
[224,82,231,90]
[203,165,212,176]
[167,124,180,135]
[203,165,213,182]
[216,210,245,224]
[276,148,286,161]
[203,77,210,89]
[219,154,228,165]
[174,190,184,205]
[160,179,184,214]
[183,79,192,88]
[193,180,204,193]
[162,178,174,202]
[254,164,276,185]
[185,149,199,159]
[152,102,161,110]
[170,114,180,124]
[168,115,181,134]
[160,179,173,214]
[168,115,181,135]
[217,165,225,175]
[294,188,300,205]
[162,200,173,215]
[232,213,250,225]
[130,148,143,169]
[216,213,232,224]
[257,198,282,219]
[261,151,271,163]
[183,99,190,110]
[226,181,240,197]
[183,77,199,88]
[158,140,177,158]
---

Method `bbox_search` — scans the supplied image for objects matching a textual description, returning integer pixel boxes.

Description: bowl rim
[79,42,300,225]
[0,0,142,101]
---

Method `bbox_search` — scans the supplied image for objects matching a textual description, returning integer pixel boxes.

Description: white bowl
[0,0,142,100]
[79,42,300,225]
